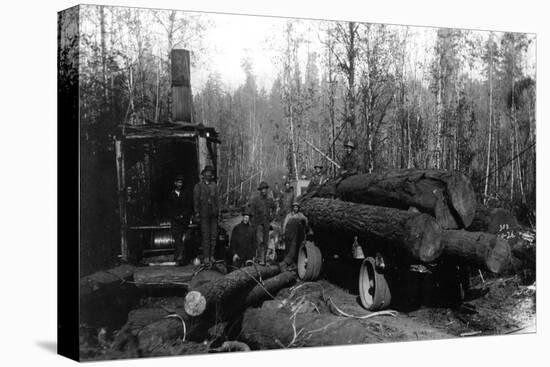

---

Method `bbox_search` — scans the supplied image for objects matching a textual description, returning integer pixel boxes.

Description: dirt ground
[79,268,536,361]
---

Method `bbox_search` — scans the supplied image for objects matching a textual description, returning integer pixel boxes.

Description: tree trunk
[136,311,211,354]
[441,230,511,273]
[239,306,382,349]
[301,198,443,262]
[317,170,476,229]
[133,266,196,289]
[242,271,297,307]
[484,41,493,204]
[184,265,280,318]
[467,205,519,234]
[80,265,135,299]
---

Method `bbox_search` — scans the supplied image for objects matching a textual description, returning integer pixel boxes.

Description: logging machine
[114,49,223,264]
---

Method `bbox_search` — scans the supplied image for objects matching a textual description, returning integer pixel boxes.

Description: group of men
[167,140,360,268]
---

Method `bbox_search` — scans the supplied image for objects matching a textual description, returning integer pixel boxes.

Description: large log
[184,264,281,318]
[240,307,383,349]
[316,170,476,229]
[242,271,298,307]
[441,230,511,273]
[301,198,443,263]
[467,205,520,234]
[133,266,195,289]
[80,265,135,299]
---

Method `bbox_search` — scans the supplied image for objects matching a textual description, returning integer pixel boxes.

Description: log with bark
[184,264,280,318]
[301,198,443,263]
[80,265,135,299]
[133,270,297,353]
[133,266,195,289]
[312,170,476,229]
[467,205,520,234]
[239,307,384,349]
[440,230,512,273]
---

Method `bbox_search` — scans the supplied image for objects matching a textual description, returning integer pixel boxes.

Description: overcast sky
[79,6,536,94]
[191,11,536,93]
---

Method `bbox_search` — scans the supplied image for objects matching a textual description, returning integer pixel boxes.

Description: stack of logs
[110,265,299,356]
[99,169,533,357]
[300,169,526,274]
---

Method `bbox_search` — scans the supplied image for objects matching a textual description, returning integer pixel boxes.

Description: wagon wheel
[359,257,391,310]
[298,241,322,280]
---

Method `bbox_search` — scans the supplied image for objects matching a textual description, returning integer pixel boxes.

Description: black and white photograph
[55,2,538,363]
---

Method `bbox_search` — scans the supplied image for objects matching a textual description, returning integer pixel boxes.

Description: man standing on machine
[193,165,219,264]
[168,174,193,265]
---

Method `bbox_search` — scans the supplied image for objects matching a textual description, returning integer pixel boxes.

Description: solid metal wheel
[359,257,391,310]
[297,241,322,280]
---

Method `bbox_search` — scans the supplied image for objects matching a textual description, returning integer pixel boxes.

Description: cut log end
[486,237,512,274]
[407,214,443,263]
[184,291,206,317]
[447,174,476,228]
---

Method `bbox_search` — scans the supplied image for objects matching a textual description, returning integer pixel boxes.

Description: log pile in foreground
[112,267,298,355]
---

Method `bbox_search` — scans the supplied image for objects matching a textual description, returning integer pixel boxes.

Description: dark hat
[257,181,269,190]
[201,165,215,175]
[241,209,252,217]
[344,141,355,149]
[314,164,323,169]
[174,174,184,181]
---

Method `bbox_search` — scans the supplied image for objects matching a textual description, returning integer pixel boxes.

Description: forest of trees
[73,5,536,226]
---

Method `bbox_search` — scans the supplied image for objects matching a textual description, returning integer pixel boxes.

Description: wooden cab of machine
[114,123,220,264]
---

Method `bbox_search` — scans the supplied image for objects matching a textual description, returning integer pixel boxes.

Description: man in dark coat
[168,174,193,265]
[193,165,219,263]
[229,210,256,268]
[339,141,360,177]
[306,164,328,193]
[248,181,277,264]
[280,202,308,270]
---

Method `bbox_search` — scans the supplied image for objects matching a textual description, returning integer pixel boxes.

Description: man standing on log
[168,174,193,265]
[306,164,328,193]
[229,210,256,268]
[339,141,360,177]
[249,181,277,264]
[280,202,308,271]
[193,166,219,264]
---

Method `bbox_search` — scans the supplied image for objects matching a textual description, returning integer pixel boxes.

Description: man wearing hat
[168,174,193,265]
[281,201,308,270]
[339,140,360,177]
[193,165,219,263]
[306,164,328,193]
[229,209,256,268]
[248,181,277,264]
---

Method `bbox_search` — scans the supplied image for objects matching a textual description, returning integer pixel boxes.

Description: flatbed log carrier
[296,171,513,311]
